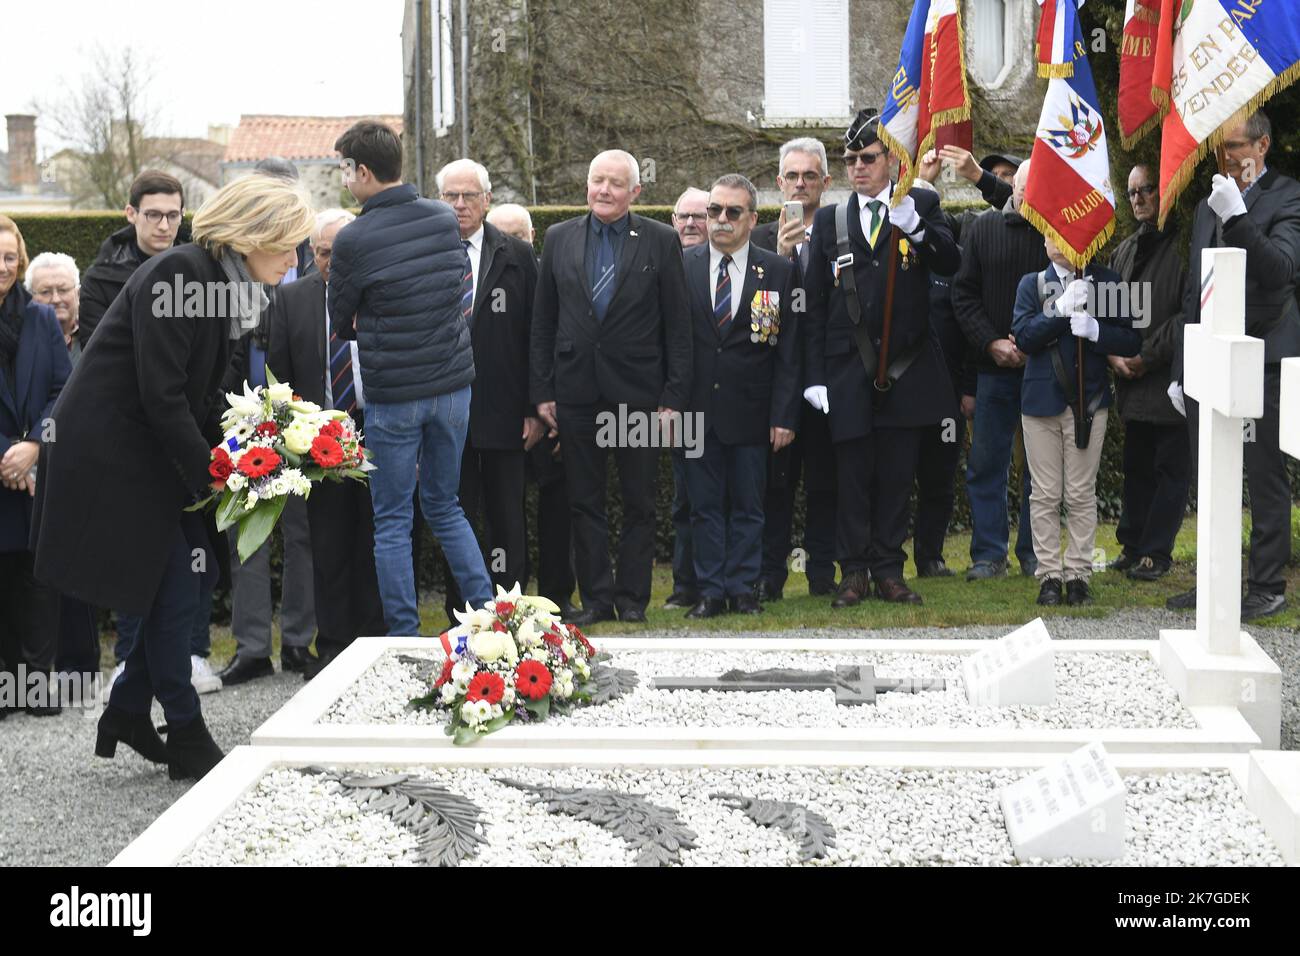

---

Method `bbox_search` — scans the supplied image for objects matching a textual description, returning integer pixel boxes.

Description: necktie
[592,222,616,322]
[461,239,474,326]
[714,254,733,330]
[867,200,884,248]
[799,229,811,273]
[329,331,356,414]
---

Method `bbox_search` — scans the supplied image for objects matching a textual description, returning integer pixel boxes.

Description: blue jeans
[966,371,1035,567]
[366,387,492,635]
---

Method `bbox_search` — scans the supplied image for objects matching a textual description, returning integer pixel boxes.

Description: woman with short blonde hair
[30,176,313,778]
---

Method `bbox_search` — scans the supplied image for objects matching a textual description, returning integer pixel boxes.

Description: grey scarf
[217,251,270,341]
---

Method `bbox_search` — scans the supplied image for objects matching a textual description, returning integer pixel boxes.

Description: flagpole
[1075,266,1086,448]
[876,226,902,394]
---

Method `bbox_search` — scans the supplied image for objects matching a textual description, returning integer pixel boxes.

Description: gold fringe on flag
[1118,109,1165,151]
[1019,198,1116,272]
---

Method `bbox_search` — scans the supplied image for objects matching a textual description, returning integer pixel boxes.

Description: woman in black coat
[31,175,315,779]
[0,216,71,719]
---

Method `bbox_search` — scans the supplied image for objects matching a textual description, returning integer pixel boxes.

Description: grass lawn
[182,512,1296,665]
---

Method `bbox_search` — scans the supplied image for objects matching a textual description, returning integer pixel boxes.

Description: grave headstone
[962,618,1054,707]
[1000,742,1126,861]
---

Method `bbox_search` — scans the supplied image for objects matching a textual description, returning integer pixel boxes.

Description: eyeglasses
[706,203,752,221]
[139,210,183,225]
[781,171,825,183]
[673,211,706,223]
[1126,184,1157,200]
[843,150,887,167]
[1222,137,1260,151]
[33,285,77,298]
[441,191,483,203]
[0,254,18,268]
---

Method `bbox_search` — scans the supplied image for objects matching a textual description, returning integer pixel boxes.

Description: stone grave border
[110,745,1298,866]
[249,636,1261,754]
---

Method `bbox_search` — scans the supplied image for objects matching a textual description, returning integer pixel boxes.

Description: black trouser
[0,550,59,685]
[1116,419,1191,566]
[762,401,838,588]
[56,595,101,675]
[524,434,576,607]
[669,448,697,597]
[307,477,388,657]
[444,443,527,619]
[556,402,657,616]
[913,418,962,566]
[1187,363,1290,595]
[834,427,923,581]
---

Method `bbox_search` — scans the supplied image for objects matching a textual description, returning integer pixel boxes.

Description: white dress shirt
[708,242,749,312]
[463,225,484,308]
[324,283,365,410]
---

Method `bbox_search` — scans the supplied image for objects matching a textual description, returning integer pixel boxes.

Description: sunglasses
[706,203,752,221]
[843,150,887,167]
[1126,184,1157,200]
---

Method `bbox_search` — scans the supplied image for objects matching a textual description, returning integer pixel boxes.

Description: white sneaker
[100,662,125,705]
[191,655,223,694]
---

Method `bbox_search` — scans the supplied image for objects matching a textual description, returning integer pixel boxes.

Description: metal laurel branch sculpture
[710,793,837,862]
[303,768,487,867]
[497,779,697,867]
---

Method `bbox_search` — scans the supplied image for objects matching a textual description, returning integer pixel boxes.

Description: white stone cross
[1161,247,1280,750]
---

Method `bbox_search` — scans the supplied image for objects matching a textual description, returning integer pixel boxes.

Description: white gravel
[179,764,1284,867]
[321,648,1198,731]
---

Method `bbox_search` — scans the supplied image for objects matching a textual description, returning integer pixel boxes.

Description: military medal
[750,290,781,346]
[899,237,911,271]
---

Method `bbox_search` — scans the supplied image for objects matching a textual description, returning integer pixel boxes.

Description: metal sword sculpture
[649,666,945,706]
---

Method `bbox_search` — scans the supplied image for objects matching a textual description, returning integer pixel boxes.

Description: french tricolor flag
[879,0,971,199]
[1022,0,1115,269]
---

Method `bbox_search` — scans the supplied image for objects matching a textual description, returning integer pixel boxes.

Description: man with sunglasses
[1104,165,1188,583]
[1167,109,1300,621]
[79,170,186,348]
[681,175,799,618]
[802,108,961,608]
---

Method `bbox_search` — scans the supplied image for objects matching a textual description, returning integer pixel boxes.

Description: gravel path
[1,608,1294,867]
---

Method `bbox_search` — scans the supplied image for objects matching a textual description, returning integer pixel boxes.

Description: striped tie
[867,200,884,248]
[714,254,733,330]
[329,331,356,414]
[461,238,474,326]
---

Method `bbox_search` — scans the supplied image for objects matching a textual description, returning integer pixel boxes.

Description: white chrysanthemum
[451,660,476,684]
[282,419,317,455]
[225,473,246,492]
[439,683,457,704]
[265,382,293,404]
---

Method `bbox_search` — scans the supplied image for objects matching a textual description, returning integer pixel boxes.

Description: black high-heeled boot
[94,705,168,764]
[164,712,224,781]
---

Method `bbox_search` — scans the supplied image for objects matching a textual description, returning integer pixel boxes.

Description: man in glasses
[802,108,960,608]
[1103,164,1188,584]
[79,170,186,348]
[25,253,82,363]
[1167,108,1300,621]
[751,138,838,603]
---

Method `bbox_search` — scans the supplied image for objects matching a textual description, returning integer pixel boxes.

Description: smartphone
[783,200,803,224]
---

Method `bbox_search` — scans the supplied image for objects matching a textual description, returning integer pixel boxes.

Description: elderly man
[25,253,81,362]
[487,203,535,245]
[1168,109,1300,621]
[1106,164,1188,582]
[268,209,386,679]
[437,159,541,620]
[531,149,692,625]
[662,185,710,611]
[751,137,838,600]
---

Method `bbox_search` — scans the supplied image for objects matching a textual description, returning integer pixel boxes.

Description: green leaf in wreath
[522,695,551,720]
[452,724,481,746]
[235,494,288,563]
[215,490,245,531]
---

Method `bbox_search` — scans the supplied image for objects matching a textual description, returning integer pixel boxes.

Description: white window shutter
[763,0,849,123]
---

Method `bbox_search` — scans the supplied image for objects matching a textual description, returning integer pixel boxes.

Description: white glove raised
[1055,278,1091,316]
[1167,380,1186,417]
[887,194,922,235]
[803,385,830,414]
[1069,310,1100,342]
[1207,173,1247,223]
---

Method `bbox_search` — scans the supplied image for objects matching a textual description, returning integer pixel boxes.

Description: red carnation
[495,601,516,618]
[433,657,454,688]
[491,619,508,633]
[255,421,279,437]
[237,446,281,479]
[514,660,553,701]
[209,449,233,482]
[310,435,344,468]
[465,671,505,705]
[319,419,344,440]
[542,628,563,647]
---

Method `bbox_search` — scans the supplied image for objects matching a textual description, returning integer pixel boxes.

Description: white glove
[1207,173,1247,223]
[803,385,830,414]
[1167,380,1186,417]
[887,194,921,235]
[1055,278,1091,316]
[1069,311,1100,342]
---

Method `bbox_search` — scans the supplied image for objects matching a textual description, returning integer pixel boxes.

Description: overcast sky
[0,0,405,153]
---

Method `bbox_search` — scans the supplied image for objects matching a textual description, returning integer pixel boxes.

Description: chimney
[5,114,38,191]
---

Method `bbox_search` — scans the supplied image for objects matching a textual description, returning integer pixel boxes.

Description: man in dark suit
[437,159,542,620]
[751,137,839,601]
[682,174,800,618]
[802,109,961,607]
[531,149,692,625]
[1168,109,1300,621]
[267,209,386,678]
